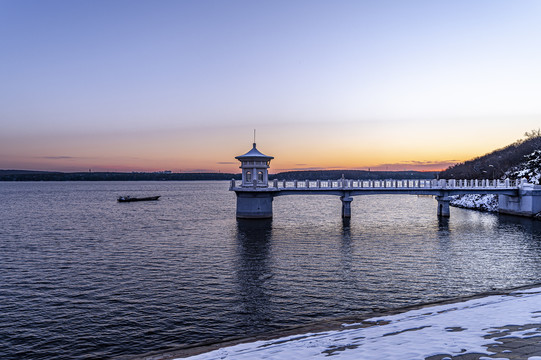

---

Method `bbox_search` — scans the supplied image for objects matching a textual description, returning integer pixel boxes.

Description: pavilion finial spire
[253,129,256,147]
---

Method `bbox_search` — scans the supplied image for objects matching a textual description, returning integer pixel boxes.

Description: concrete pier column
[436,195,451,217]
[235,191,274,219]
[340,194,353,218]
[499,182,541,217]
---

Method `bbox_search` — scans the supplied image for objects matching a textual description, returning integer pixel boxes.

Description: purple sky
[1,0,540,172]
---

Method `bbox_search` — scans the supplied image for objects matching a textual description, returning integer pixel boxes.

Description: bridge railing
[230,178,525,190]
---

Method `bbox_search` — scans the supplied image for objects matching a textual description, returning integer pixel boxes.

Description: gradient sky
[1,0,540,173]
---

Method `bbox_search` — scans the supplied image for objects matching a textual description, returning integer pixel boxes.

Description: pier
[230,143,541,219]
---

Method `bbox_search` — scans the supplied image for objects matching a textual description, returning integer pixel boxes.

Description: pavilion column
[341,193,353,218]
[436,195,451,217]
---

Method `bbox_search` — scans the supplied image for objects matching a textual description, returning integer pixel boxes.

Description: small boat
[117,195,160,203]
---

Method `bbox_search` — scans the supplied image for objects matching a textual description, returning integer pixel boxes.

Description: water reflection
[341,217,351,238]
[339,217,356,291]
[499,213,541,235]
[234,219,274,331]
[437,216,450,233]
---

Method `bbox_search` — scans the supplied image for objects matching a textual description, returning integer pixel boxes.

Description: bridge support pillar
[235,191,274,219]
[341,194,353,218]
[499,183,541,217]
[436,196,451,217]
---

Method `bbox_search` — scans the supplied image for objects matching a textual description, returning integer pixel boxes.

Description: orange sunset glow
[1,2,540,173]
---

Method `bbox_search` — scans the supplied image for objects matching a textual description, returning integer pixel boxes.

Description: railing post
[305,180,309,188]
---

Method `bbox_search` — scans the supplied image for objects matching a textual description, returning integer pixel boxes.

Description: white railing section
[231,178,526,190]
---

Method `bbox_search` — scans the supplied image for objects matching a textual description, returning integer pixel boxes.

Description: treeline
[439,133,541,179]
[0,171,241,181]
[0,169,437,182]
[272,170,436,181]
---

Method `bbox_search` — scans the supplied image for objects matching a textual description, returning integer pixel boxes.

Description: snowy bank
[449,149,541,215]
[450,194,498,212]
[181,286,541,360]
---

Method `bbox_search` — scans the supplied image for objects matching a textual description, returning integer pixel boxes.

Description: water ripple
[2,182,541,359]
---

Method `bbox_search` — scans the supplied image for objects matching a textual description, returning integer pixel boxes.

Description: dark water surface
[2,181,541,359]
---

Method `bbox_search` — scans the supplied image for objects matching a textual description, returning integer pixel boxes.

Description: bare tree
[525,128,541,139]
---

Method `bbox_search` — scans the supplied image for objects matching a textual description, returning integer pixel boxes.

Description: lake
[2,181,541,359]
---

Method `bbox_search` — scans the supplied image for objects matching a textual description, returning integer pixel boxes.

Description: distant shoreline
[0,170,436,182]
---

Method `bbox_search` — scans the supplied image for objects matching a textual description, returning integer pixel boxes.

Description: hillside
[449,145,541,215]
[439,132,541,179]
[506,149,541,184]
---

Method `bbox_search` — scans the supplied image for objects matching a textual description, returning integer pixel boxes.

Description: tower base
[235,191,274,219]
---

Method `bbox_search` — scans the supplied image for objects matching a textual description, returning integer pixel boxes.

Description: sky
[1,0,541,173]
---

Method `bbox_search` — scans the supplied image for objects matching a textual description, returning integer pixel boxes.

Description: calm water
[2,181,541,359]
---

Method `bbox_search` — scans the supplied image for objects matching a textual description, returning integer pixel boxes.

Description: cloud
[275,166,331,172]
[370,160,458,171]
[38,156,77,160]
[217,161,237,164]
[400,160,460,166]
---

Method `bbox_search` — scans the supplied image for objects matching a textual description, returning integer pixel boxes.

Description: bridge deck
[231,178,521,197]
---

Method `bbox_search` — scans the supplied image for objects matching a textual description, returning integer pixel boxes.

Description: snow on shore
[450,194,498,212]
[183,287,541,360]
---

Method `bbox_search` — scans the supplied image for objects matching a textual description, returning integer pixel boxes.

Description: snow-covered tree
[506,149,541,184]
